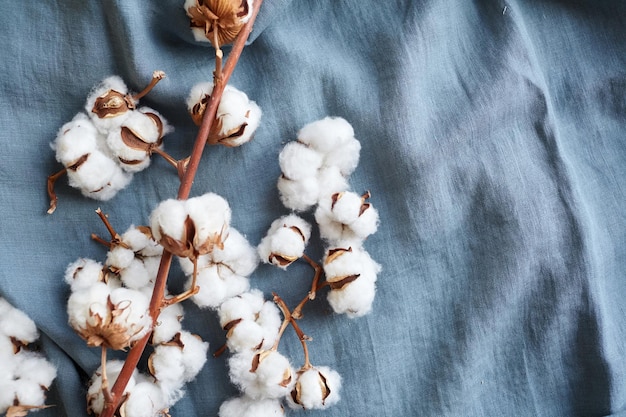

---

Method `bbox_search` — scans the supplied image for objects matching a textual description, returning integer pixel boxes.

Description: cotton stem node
[46,167,67,214]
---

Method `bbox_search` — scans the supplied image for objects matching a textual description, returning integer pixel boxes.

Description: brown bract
[92,90,135,119]
[156,216,227,261]
[186,0,248,46]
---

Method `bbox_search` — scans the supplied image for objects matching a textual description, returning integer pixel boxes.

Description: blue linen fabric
[1,0,626,416]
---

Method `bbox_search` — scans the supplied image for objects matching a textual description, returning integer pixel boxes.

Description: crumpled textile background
[1,1,626,416]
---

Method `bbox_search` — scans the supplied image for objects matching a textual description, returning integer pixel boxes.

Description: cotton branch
[100,2,264,416]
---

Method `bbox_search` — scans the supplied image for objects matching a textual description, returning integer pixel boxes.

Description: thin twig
[100,2,264,416]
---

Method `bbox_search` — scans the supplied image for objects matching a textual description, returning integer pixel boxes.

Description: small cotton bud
[288,366,342,410]
[219,396,285,417]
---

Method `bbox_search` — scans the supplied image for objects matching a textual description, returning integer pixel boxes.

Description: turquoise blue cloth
[2,1,626,415]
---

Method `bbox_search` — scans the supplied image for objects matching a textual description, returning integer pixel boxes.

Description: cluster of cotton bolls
[186,82,262,147]
[64,222,208,416]
[0,297,57,414]
[48,71,172,213]
[273,117,381,317]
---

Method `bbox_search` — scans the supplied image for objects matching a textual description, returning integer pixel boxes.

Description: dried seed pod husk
[185,0,251,46]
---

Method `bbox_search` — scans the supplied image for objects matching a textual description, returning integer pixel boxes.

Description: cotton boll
[87,360,138,415]
[14,351,57,391]
[258,214,311,269]
[279,141,323,181]
[316,191,379,246]
[106,245,135,271]
[108,287,153,344]
[287,366,342,410]
[212,86,261,147]
[178,330,209,381]
[122,381,169,417]
[327,275,377,318]
[66,149,133,201]
[0,301,38,344]
[67,282,111,336]
[256,301,282,349]
[150,342,186,398]
[316,165,349,201]
[122,226,162,257]
[218,290,265,328]
[185,193,231,253]
[186,81,213,118]
[322,136,361,176]
[189,265,250,309]
[323,247,381,285]
[152,302,184,345]
[219,396,285,417]
[277,174,320,212]
[118,258,154,290]
[225,319,265,352]
[297,117,355,155]
[13,379,47,408]
[150,199,188,243]
[51,113,99,167]
[228,350,295,400]
[85,76,133,134]
[212,228,259,277]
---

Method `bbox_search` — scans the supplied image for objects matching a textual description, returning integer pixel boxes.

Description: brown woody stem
[100,3,264,416]
[152,147,189,180]
[46,167,67,214]
[91,233,113,249]
[95,208,119,240]
[292,254,323,319]
[273,293,312,370]
[132,70,166,101]
[100,346,114,406]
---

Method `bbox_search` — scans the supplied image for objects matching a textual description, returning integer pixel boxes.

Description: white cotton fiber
[185,193,231,252]
[52,113,99,166]
[323,136,361,176]
[327,274,377,318]
[278,141,323,180]
[67,282,111,333]
[87,360,138,415]
[186,81,213,114]
[66,150,132,201]
[0,305,38,345]
[277,174,320,212]
[211,228,259,277]
[219,396,285,417]
[122,381,168,417]
[316,165,349,200]
[218,290,264,327]
[151,302,183,345]
[287,366,342,410]
[85,76,133,134]
[296,117,355,155]
[106,245,135,271]
[118,258,153,290]
[150,199,188,243]
[228,350,294,400]
[178,330,209,381]
[189,265,250,309]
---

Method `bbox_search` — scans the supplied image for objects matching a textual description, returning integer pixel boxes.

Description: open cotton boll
[219,396,285,417]
[188,265,250,309]
[214,86,262,147]
[211,228,259,277]
[228,349,295,400]
[186,81,212,116]
[118,258,154,290]
[85,76,134,134]
[63,257,105,295]
[107,287,153,343]
[297,117,355,155]
[316,191,379,246]
[150,199,188,244]
[288,366,342,410]
[258,214,312,269]
[14,351,57,393]
[51,113,99,166]
[279,141,323,181]
[122,226,163,257]
[225,319,265,352]
[322,136,361,176]
[277,174,320,212]
[185,192,231,253]
[67,281,111,334]
[327,274,377,318]
[66,150,133,201]
[0,302,39,345]
[149,342,186,398]
[106,245,135,271]
[87,360,138,415]
[316,165,350,201]
[218,289,265,328]
[323,247,381,285]
[151,302,183,345]
[178,330,210,381]
[121,381,169,417]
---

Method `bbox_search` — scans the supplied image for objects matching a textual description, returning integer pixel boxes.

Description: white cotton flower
[277,174,320,212]
[278,141,324,181]
[151,302,184,345]
[0,298,39,344]
[257,214,311,269]
[188,264,250,309]
[219,396,285,417]
[287,366,342,410]
[87,360,138,416]
[121,381,169,417]
[85,76,134,134]
[228,349,295,400]
[315,191,379,246]
[323,247,381,318]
